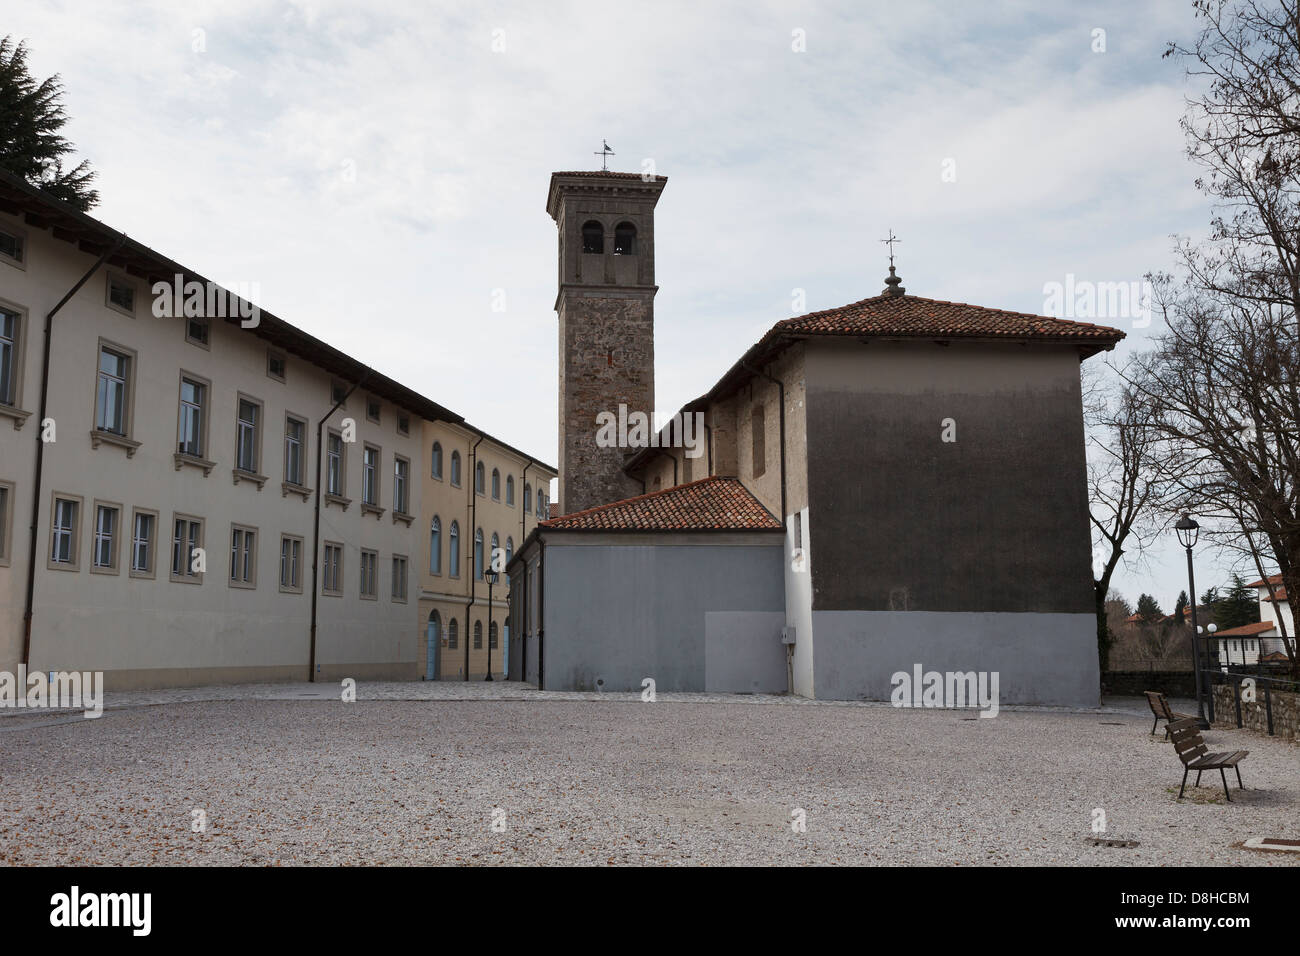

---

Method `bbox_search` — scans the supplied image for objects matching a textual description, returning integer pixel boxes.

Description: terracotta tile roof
[1213,621,1277,638]
[1247,573,1288,603]
[542,476,781,532]
[550,171,666,181]
[773,293,1125,343]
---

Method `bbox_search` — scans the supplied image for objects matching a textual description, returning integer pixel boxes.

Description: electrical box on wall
[781,626,796,645]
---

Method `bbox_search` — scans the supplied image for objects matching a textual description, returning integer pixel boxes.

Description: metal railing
[1206,666,1299,737]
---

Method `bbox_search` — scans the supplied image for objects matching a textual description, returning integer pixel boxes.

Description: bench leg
[1179,768,1189,800]
[1235,766,1243,790]
[1195,770,1202,787]
[1220,768,1231,802]
[1151,716,1159,735]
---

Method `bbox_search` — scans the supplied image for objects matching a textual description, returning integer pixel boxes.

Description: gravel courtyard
[1,684,1297,866]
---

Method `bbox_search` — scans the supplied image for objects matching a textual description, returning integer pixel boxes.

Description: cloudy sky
[8,0,1249,609]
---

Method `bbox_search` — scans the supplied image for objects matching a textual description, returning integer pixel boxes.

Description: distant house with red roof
[1215,574,1296,667]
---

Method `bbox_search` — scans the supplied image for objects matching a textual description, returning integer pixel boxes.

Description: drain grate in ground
[1099,722,1126,726]
[1241,837,1300,854]
[1087,836,1140,848]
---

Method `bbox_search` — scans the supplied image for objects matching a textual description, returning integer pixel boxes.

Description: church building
[508,169,1126,707]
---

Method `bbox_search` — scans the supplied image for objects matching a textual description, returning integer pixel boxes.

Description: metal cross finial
[880,229,901,268]
[594,139,615,171]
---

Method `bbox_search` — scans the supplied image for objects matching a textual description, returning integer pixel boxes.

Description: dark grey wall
[804,341,1095,615]
[537,538,785,692]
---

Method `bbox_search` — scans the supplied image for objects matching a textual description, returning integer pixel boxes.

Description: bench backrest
[1144,690,1173,720]
[1167,717,1208,767]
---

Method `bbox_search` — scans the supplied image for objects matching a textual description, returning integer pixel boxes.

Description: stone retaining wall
[1212,683,1300,742]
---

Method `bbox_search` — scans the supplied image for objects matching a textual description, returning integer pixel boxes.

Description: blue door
[426,611,441,680]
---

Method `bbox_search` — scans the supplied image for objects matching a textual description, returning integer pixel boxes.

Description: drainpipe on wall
[464,434,484,680]
[21,233,126,667]
[537,536,546,690]
[741,360,786,524]
[309,372,372,682]
[520,459,531,549]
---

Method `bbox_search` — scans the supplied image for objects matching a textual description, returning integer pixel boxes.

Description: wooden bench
[1144,690,1195,738]
[1167,717,1249,801]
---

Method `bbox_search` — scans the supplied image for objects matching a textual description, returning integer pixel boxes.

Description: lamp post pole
[1175,513,1210,728]
[484,569,498,681]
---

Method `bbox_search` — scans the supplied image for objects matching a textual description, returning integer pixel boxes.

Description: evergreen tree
[1136,593,1164,625]
[1213,574,1261,630]
[1173,590,1189,626]
[0,36,98,210]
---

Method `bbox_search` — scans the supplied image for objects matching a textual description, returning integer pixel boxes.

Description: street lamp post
[1175,513,1211,728]
[484,568,498,681]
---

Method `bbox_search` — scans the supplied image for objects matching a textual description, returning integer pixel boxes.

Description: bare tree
[1126,0,1300,672]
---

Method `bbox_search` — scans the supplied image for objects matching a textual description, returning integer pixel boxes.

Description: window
[170,514,203,583]
[505,536,513,566]
[49,494,81,570]
[235,397,262,475]
[524,482,532,514]
[489,620,498,649]
[327,430,345,497]
[581,220,604,254]
[537,489,548,518]
[0,480,13,566]
[475,461,485,495]
[106,275,135,315]
[491,533,500,573]
[431,442,443,479]
[474,620,483,650]
[429,516,442,575]
[186,318,210,349]
[397,414,410,437]
[506,475,514,506]
[229,525,257,588]
[280,534,303,593]
[284,416,306,486]
[177,375,208,458]
[267,350,286,382]
[95,344,132,436]
[360,548,377,599]
[450,451,462,487]
[447,617,458,650]
[751,403,766,479]
[449,521,460,578]
[393,456,410,515]
[322,542,343,595]
[0,226,24,267]
[0,305,21,406]
[330,380,347,406]
[362,445,380,506]
[91,502,120,573]
[474,527,484,581]
[491,468,500,500]
[614,221,637,255]
[366,398,381,424]
[391,555,408,601]
[129,509,156,578]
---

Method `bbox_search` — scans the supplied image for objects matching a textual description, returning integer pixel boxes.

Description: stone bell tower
[547,170,667,515]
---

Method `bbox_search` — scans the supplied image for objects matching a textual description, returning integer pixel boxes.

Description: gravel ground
[1,691,1296,866]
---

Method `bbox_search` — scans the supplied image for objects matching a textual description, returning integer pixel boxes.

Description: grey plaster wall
[810,609,1100,707]
[704,611,787,693]
[538,538,784,692]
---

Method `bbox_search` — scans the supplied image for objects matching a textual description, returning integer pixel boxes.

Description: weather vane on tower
[594,139,615,171]
[880,229,906,296]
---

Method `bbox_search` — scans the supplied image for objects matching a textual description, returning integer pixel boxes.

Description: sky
[6,0,1258,610]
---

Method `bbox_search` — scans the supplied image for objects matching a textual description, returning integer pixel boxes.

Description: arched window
[491,468,500,500]
[489,620,498,649]
[537,489,548,518]
[475,461,485,495]
[450,451,461,487]
[506,475,515,505]
[614,221,637,255]
[449,521,460,578]
[474,620,483,650]
[474,527,484,581]
[430,516,441,574]
[490,533,500,572]
[505,536,513,565]
[447,617,458,649]
[581,220,604,254]
[431,441,443,479]
[524,482,532,513]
